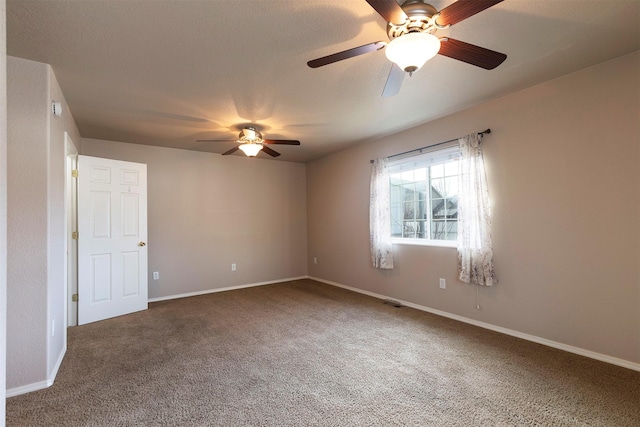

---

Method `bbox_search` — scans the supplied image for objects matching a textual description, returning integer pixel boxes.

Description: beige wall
[81,139,308,300]
[7,57,48,389]
[307,52,640,365]
[7,56,80,392]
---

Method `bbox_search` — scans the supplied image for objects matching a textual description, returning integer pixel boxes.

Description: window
[388,145,460,246]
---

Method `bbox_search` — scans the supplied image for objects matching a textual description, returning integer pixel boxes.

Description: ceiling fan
[197,126,301,158]
[307,0,507,97]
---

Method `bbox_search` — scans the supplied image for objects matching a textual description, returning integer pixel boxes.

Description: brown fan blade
[261,146,281,157]
[263,140,301,145]
[382,64,405,98]
[436,0,503,27]
[366,0,407,25]
[438,38,506,70]
[196,139,236,143]
[307,42,386,68]
[221,146,240,156]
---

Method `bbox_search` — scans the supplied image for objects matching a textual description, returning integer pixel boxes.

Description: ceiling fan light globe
[385,32,441,73]
[238,143,263,157]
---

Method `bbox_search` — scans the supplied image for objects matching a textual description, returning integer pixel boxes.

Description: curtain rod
[370,128,491,163]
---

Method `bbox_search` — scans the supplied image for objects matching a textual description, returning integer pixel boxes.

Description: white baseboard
[309,276,640,372]
[7,342,67,398]
[49,344,66,384]
[148,276,308,303]
[6,380,51,398]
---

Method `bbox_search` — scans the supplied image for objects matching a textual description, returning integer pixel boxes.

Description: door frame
[64,133,78,328]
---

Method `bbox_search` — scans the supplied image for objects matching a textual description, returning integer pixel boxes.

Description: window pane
[445,198,458,218]
[389,173,403,185]
[446,221,458,240]
[416,199,427,219]
[390,217,403,237]
[431,198,445,219]
[403,186,415,202]
[431,220,446,240]
[414,167,427,182]
[390,202,402,219]
[416,220,427,238]
[432,220,459,241]
[403,201,415,219]
[400,170,413,183]
[430,178,445,198]
[445,177,458,198]
[403,221,417,238]
[415,181,427,200]
[390,185,402,204]
[444,160,458,176]
[431,163,444,178]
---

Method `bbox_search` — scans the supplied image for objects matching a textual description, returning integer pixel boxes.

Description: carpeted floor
[6,279,640,426]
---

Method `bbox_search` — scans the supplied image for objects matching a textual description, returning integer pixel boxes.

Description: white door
[77,155,148,325]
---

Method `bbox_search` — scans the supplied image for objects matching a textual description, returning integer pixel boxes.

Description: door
[77,155,148,325]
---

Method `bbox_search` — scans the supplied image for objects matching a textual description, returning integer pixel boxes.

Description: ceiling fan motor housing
[387,1,444,40]
[239,126,263,143]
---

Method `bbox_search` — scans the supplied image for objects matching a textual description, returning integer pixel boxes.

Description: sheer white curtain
[370,158,394,269]
[457,133,497,286]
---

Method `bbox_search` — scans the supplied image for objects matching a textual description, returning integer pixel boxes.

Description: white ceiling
[7,0,640,163]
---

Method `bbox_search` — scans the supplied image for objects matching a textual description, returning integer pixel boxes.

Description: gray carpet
[6,279,640,426]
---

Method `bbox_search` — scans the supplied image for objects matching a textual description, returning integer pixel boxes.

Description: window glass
[430,163,444,179]
[388,145,460,244]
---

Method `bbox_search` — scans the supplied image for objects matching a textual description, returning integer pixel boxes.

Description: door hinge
[71,169,78,178]
[72,231,78,240]
[72,293,78,302]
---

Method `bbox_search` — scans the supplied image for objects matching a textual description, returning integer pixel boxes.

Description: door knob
[138,242,146,247]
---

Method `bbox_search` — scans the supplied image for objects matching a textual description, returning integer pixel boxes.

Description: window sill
[391,238,457,249]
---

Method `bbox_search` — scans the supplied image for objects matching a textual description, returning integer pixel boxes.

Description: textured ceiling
[6,0,640,162]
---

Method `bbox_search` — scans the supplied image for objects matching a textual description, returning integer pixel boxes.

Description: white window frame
[388,143,460,248]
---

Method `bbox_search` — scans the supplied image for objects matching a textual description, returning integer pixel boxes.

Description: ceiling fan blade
[307,41,386,68]
[382,64,405,98]
[196,139,235,143]
[436,0,503,27]
[261,146,281,157]
[438,38,507,70]
[263,139,301,145]
[366,0,407,25]
[221,146,240,156]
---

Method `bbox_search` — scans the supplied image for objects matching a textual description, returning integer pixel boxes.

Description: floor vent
[383,299,403,308]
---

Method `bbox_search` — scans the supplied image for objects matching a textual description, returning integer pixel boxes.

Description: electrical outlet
[153,271,159,280]
[313,257,317,264]
[231,263,236,271]
[439,278,446,289]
